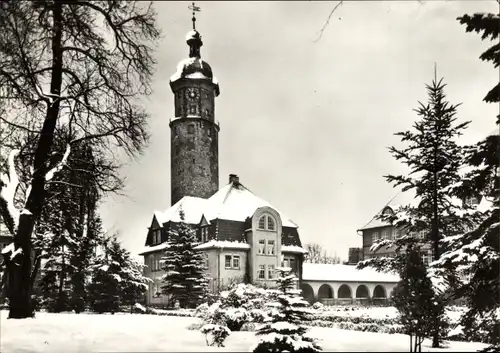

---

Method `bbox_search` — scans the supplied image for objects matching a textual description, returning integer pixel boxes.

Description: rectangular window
[382,230,389,240]
[290,258,297,272]
[232,255,240,269]
[188,124,195,134]
[268,265,275,279]
[258,265,265,279]
[258,239,265,254]
[392,228,399,239]
[373,231,379,242]
[225,255,232,269]
[267,240,275,255]
[201,228,208,242]
[282,258,289,267]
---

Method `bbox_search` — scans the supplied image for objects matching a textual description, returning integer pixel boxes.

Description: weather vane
[188,2,201,30]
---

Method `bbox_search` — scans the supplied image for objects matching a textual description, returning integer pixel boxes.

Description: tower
[169,8,220,206]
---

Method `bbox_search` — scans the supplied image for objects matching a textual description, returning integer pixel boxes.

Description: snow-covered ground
[0,310,486,352]
[320,305,465,324]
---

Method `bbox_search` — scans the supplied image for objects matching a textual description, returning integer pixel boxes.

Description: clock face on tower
[186,88,199,102]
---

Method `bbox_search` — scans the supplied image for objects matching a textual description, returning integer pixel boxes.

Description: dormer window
[152,229,162,245]
[258,214,276,231]
[382,207,393,216]
[201,227,209,242]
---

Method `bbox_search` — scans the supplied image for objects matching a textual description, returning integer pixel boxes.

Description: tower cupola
[168,3,220,206]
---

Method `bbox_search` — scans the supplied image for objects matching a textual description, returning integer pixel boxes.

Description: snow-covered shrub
[253,268,321,353]
[312,302,324,311]
[201,324,231,347]
[248,308,268,324]
[132,303,147,314]
[202,283,272,331]
[222,307,249,331]
[194,302,209,318]
[241,322,257,331]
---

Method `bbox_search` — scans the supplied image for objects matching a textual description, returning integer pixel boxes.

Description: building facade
[357,203,433,265]
[140,22,306,306]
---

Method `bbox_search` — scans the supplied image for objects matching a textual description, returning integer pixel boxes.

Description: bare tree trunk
[7,0,64,319]
[432,152,441,348]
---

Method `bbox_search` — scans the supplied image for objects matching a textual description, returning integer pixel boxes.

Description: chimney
[229,174,239,185]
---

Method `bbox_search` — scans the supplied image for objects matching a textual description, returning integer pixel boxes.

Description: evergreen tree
[87,237,122,314]
[37,229,75,312]
[87,235,149,314]
[458,12,500,107]
[393,246,435,352]
[161,211,209,309]
[428,11,500,351]
[359,77,470,347]
[253,268,321,353]
[34,140,103,313]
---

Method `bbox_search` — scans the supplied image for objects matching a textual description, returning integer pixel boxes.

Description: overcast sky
[99,1,499,261]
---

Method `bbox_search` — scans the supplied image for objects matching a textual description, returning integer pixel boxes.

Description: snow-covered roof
[185,30,200,42]
[204,183,298,228]
[281,245,307,254]
[302,263,400,283]
[138,243,169,256]
[170,57,216,84]
[193,240,251,251]
[153,182,298,228]
[154,196,207,225]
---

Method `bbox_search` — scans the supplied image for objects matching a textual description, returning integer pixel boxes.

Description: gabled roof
[357,191,426,232]
[153,181,298,228]
[154,196,208,225]
[204,182,298,228]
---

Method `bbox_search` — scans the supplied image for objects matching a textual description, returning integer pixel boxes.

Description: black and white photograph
[0,0,498,352]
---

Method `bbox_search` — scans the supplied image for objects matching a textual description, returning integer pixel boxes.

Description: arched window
[258,214,276,231]
[267,216,275,231]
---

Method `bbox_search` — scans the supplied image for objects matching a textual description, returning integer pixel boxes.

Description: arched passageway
[373,285,386,298]
[300,283,314,303]
[338,284,352,299]
[318,284,334,299]
[356,285,369,298]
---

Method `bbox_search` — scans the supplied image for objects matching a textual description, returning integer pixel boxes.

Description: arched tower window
[258,214,276,231]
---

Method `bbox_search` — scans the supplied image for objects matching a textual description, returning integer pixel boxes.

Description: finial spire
[434,62,437,82]
[188,2,201,30]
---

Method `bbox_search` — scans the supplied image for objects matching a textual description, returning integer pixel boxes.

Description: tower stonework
[169,29,220,206]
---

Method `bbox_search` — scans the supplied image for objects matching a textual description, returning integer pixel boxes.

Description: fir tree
[428,11,500,351]
[253,268,321,353]
[34,140,103,313]
[360,77,470,347]
[87,235,149,314]
[393,246,435,352]
[458,12,500,107]
[161,210,209,309]
[87,237,122,314]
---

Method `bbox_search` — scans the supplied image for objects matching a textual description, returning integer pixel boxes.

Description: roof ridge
[240,182,299,228]
[359,192,400,231]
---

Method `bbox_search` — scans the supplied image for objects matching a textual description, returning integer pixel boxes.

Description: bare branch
[314,1,344,43]
[45,144,71,182]
[0,150,21,235]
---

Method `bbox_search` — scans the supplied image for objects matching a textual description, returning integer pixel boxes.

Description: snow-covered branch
[0,149,21,234]
[45,144,71,182]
